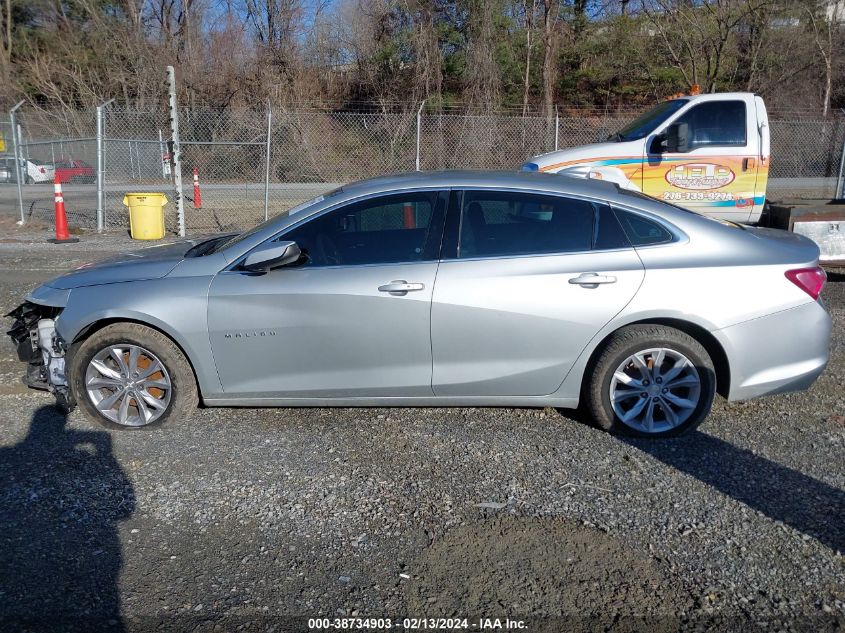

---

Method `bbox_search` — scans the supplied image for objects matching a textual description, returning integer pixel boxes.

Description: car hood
[526,140,645,171]
[44,238,212,290]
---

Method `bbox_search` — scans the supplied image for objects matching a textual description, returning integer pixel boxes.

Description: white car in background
[0,156,55,184]
[23,158,55,184]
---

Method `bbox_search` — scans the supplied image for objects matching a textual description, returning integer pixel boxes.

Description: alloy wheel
[85,344,172,426]
[609,347,701,434]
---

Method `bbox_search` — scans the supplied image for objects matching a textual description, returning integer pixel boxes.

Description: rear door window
[456,191,627,258]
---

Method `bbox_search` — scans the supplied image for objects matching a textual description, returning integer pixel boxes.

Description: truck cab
[523,92,770,224]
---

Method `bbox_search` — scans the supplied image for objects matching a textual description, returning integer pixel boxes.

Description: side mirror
[242,240,301,272]
[665,122,691,153]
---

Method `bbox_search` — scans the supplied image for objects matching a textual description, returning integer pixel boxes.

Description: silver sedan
[8,171,831,437]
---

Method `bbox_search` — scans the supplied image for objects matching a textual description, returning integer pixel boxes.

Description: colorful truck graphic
[523,92,770,224]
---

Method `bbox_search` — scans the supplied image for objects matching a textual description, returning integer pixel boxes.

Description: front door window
[282,192,442,267]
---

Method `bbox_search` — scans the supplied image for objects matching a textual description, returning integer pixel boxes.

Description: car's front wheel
[584,325,716,437]
[69,323,198,429]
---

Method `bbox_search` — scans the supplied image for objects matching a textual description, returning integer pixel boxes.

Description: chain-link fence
[768,118,845,199]
[4,104,845,235]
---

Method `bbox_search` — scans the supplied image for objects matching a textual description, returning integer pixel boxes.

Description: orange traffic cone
[48,177,79,244]
[193,167,202,209]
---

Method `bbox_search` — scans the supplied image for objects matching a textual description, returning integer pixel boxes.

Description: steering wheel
[315,233,342,266]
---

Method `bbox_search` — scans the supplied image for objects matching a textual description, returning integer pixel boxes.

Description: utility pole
[167,66,186,237]
[96,98,115,232]
[264,101,272,221]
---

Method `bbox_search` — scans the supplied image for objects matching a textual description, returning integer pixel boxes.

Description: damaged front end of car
[6,301,74,410]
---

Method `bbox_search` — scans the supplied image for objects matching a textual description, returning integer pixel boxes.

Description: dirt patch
[0,213,50,237]
[405,516,691,632]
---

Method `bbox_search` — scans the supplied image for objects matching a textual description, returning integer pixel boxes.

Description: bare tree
[540,0,558,118]
[405,0,444,105]
[5,0,843,116]
[520,0,538,116]
[804,0,843,117]
[465,0,501,109]
[639,0,774,93]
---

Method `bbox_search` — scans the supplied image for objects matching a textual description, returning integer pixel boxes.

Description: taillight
[785,267,826,300]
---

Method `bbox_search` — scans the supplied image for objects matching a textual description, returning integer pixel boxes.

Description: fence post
[9,100,25,224]
[836,110,845,200]
[135,142,142,180]
[554,107,559,151]
[167,66,186,237]
[415,100,425,171]
[96,99,114,233]
[158,130,166,180]
[264,101,271,222]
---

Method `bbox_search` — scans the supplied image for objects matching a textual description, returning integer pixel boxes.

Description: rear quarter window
[613,209,673,246]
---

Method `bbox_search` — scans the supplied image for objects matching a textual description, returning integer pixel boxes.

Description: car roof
[339,169,622,198]
[219,168,748,263]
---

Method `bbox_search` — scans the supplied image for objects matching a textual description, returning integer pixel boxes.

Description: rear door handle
[378,280,425,295]
[568,273,617,286]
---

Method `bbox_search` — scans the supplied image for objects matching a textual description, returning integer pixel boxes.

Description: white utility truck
[524,92,844,264]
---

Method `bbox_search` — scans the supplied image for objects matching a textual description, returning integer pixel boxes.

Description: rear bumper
[714,300,831,402]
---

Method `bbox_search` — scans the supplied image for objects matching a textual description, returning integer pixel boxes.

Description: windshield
[609,99,689,142]
[208,191,340,254]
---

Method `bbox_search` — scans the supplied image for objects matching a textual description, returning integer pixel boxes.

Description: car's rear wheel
[69,323,198,429]
[584,325,716,437]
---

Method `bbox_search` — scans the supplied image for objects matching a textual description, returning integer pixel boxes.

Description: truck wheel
[584,325,716,438]
[69,323,198,429]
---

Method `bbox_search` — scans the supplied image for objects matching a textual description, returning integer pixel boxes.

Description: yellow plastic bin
[123,193,168,240]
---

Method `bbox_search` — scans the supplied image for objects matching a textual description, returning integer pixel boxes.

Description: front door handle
[568,273,617,286]
[378,280,425,295]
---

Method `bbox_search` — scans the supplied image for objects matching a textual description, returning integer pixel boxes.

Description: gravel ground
[0,225,842,632]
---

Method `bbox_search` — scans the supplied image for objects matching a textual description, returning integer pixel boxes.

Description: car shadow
[622,430,845,553]
[0,405,135,631]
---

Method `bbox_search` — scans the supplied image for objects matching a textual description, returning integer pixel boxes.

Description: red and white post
[49,177,79,244]
[193,167,202,209]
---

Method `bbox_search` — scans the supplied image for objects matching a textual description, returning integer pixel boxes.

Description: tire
[584,325,716,438]
[69,323,198,430]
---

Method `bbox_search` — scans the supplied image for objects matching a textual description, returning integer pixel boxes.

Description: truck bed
[763,200,845,266]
